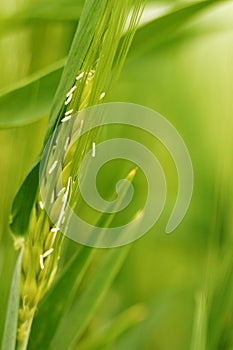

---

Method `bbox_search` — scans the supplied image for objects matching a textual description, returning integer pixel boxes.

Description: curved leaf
[0,0,83,36]
[76,304,147,350]
[128,0,222,58]
[0,60,64,129]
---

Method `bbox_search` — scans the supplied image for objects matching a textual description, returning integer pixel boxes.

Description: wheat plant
[2,1,145,349]
[0,1,233,350]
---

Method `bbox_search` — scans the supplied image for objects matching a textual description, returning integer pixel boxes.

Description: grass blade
[76,304,147,350]
[128,0,221,58]
[0,60,64,129]
[0,0,83,35]
[50,247,129,350]
[190,292,207,350]
[1,249,23,350]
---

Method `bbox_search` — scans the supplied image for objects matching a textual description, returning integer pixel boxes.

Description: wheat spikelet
[14,68,96,348]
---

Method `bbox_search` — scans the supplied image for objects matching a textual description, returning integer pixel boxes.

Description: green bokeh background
[0,1,233,349]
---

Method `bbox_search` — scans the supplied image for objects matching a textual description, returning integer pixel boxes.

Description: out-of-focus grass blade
[128,0,222,58]
[190,292,207,350]
[110,294,174,350]
[1,249,23,350]
[0,60,64,129]
[76,304,147,350]
[2,0,83,23]
[0,0,83,36]
[50,247,129,350]
[28,246,94,350]
[208,255,233,349]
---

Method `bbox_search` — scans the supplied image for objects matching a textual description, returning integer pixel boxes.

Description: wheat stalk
[12,1,145,349]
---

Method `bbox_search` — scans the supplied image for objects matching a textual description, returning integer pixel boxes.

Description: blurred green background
[0,1,233,349]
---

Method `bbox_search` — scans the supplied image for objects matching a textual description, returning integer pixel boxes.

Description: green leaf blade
[190,292,207,350]
[50,247,129,350]
[1,249,23,350]
[128,0,222,58]
[0,60,64,129]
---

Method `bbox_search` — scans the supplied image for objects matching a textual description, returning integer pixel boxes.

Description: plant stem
[16,314,34,350]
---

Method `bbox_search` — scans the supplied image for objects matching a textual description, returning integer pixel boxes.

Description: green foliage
[190,293,207,350]
[2,0,146,349]
[28,246,94,349]
[50,247,129,350]
[0,61,63,129]
[8,0,110,237]
[0,0,84,35]
[0,0,233,349]
[128,0,221,58]
[2,250,23,350]
[10,163,39,236]
[76,304,147,350]
[0,0,218,129]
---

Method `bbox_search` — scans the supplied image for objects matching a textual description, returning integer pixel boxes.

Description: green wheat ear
[11,1,145,349]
